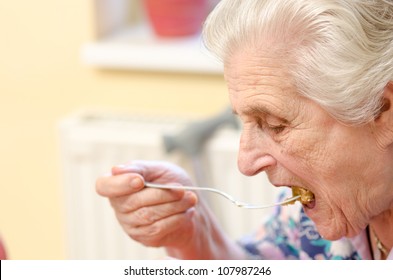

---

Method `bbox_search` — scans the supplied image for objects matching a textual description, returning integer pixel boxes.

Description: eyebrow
[232,105,289,123]
[232,105,275,117]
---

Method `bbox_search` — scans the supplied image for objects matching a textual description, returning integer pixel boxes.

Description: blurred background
[0,0,277,259]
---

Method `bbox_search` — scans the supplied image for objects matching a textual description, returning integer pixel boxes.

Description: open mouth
[287,186,315,209]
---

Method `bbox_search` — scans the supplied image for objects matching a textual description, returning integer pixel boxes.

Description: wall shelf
[81,0,223,74]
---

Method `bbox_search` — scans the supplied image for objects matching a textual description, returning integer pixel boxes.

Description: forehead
[224,48,298,115]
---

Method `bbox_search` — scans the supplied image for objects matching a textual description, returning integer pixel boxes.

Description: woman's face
[225,48,389,240]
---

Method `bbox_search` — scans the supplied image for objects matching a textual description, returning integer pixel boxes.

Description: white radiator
[58,111,280,259]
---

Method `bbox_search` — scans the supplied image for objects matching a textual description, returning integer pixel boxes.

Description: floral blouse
[238,192,393,260]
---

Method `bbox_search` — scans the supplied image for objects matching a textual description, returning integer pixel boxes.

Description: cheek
[280,131,334,177]
[280,127,371,204]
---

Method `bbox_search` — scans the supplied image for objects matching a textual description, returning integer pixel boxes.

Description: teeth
[291,186,315,205]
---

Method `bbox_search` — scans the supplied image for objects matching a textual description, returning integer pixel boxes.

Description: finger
[116,191,198,227]
[111,162,163,183]
[111,161,194,188]
[111,164,142,176]
[96,173,144,198]
[127,208,196,247]
[110,187,186,213]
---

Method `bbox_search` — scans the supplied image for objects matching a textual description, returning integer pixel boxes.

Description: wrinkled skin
[226,47,393,244]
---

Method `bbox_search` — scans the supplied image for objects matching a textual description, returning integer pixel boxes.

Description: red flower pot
[144,0,209,37]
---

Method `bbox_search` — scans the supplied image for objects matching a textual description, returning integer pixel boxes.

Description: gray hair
[203,0,393,124]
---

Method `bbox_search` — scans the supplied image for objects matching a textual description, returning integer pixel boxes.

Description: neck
[370,209,393,259]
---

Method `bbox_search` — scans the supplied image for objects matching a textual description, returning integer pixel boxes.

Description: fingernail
[185,191,198,204]
[130,177,142,189]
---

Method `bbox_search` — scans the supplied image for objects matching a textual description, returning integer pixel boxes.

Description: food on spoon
[286,186,315,205]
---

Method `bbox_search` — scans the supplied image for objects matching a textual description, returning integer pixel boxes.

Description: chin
[304,208,347,240]
[316,227,344,241]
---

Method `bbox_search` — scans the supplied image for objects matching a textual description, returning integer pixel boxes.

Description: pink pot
[144,0,209,37]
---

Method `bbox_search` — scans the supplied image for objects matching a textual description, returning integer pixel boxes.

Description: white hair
[203,0,393,124]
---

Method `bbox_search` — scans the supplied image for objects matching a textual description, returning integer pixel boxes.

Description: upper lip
[271,183,296,188]
[272,183,313,192]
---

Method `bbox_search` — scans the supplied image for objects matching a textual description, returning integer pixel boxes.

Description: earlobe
[373,81,393,148]
[375,82,393,121]
[376,98,391,120]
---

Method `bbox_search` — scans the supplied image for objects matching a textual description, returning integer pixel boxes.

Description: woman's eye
[254,118,287,134]
[267,124,286,134]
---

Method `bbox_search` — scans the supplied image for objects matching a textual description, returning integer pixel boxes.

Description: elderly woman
[96,0,393,259]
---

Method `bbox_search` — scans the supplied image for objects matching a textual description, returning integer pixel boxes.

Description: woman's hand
[96,160,247,259]
[96,161,198,247]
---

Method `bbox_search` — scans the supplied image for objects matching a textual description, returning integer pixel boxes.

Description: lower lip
[304,199,316,209]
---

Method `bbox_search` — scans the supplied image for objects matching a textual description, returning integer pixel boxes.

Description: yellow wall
[0,1,228,259]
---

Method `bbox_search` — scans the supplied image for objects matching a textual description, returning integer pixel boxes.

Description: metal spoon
[144,182,301,209]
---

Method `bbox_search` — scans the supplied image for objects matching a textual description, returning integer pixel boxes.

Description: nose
[237,128,277,176]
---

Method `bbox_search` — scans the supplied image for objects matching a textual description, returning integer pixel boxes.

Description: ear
[373,81,393,148]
